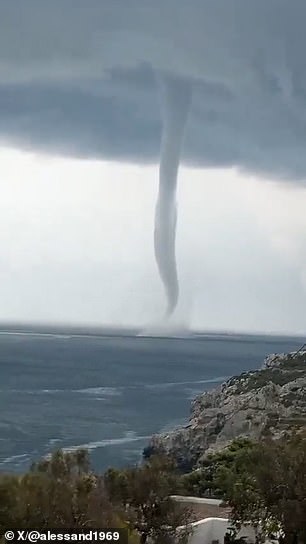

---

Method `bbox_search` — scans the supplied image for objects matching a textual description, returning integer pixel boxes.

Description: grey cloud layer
[1,1,306,180]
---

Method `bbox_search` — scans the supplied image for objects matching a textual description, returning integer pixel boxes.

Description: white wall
[173,496,259,544]
[186,517,256,544]
[188,517,228,544]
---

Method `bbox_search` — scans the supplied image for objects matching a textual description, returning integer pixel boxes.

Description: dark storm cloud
[1,1,306,180]
[0,70,161,162]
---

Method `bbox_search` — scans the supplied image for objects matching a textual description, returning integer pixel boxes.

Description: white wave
[0,378,228,396]
[76,387,120,396]
[0,388,63,394]
[0,387,121,396]
[63,433,150,453]
[0,453,31,465]
[145,376,229,390]
[41,389,62,393]
[48,438,61,445]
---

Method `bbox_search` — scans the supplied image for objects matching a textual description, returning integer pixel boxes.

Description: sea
[0,324,304,474]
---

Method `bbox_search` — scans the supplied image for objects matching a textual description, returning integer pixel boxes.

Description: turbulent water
[0,327,304,473]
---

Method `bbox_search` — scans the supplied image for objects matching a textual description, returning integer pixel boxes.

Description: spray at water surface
[154,73,192,317]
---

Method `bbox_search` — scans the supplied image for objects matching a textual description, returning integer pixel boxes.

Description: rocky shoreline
[145,351,306,470]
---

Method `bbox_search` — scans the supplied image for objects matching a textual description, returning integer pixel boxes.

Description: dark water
[0,328,304,473]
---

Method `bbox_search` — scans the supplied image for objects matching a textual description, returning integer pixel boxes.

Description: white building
[172,496,276,544]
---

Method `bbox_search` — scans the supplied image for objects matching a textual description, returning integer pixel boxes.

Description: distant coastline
[0,321,304,342]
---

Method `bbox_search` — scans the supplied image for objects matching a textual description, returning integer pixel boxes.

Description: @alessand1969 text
[3,530,127,543]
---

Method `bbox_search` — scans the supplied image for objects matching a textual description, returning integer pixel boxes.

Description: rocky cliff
[146,351,306,469]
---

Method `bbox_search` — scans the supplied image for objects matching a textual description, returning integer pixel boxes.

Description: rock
[146,351,306,469]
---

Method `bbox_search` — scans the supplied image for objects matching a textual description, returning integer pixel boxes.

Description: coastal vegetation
[180,432,306,543]
[0,450,191,544]
[218,432,306,544]
[0,432,306,543]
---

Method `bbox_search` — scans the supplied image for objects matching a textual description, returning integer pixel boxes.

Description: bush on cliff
[216,432,306,544]
[180,437,255,498]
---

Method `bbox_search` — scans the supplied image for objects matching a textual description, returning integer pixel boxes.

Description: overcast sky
[1,2,306,334]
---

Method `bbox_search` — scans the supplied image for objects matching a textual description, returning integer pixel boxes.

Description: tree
[0,449,123,531]
[104,455,192,544]
[181,438,256,498]
[216,433,306,544]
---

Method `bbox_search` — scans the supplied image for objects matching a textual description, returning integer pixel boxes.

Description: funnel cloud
[1,2,306,327]
[154,74,191,315]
